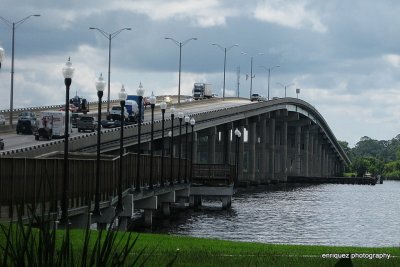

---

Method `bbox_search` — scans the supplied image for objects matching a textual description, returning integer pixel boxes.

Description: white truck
[35,111,71,140]
[193,83,212,100]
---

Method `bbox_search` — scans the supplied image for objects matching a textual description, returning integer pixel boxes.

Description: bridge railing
[191,164,235,186]
[0,153,189,220]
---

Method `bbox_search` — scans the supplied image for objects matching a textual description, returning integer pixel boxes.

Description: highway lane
[0,98,251,152]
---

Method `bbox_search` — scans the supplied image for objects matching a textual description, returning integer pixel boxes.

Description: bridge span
[0,97,350,227]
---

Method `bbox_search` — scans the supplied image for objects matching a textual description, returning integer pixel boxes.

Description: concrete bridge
[0,97,350,228]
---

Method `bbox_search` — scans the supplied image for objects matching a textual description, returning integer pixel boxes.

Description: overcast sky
[1,0,400,147]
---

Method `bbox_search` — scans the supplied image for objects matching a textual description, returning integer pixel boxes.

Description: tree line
[339,135,400,179]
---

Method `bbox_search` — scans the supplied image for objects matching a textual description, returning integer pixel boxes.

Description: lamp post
[117,85,127,213]
[94,73,105,216]
[160,101,167,186]
[241,52,264,99]
[234,128,242,188]
[135,83,145,192]
[149,92,156,189]
[260,65,280,100]
[0,46,4,69]
[169,106,176,185]
[296,88,300,100]
[211,43,238,100]
[277,82,294,98]
[61,57,75,224]
[178,111,184,183]
[184,115,190,183]
[89,27,131,114]
[190,118,196,181]
[165,37,197,105]
[0,14,40,127]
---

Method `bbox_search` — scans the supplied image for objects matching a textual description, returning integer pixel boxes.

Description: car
[77,115,96,132]
[185,96,194,102]
[0,138,4,150]
[211,93,219,98]
[71,113,80,128]
[0,114,5,125]
[16,112,37,134]
[250,93,260,102]
[163,96,172,104]
[143,96,151,108]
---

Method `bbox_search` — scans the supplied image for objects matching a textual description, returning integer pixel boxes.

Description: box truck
[34,111,71,140]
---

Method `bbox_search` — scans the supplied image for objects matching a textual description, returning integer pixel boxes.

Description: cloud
[253,0,327,33]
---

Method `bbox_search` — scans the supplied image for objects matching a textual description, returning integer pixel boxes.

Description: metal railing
[191,164,235,186]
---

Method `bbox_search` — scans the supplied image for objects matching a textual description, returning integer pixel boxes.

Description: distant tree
[351,157,369,177]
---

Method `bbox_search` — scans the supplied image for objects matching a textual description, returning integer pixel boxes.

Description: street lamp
[211,43,239,100]
[234,128,242,188]
[117,85,127,213]
[169,106,176,185]
[184,115,190,183]
[0,46,4,69]
[178,111,184,183]
[296,88,300,100]
[277,82,294,98]
[135,83,145,192]
[89,27,131,114]
[260,65,280,100]
[149,92,156,189]
[0,14,40,127]
[61,57,75,224]
[94,73,105,216]
[190,118,196,181]
[241,52,264,99]
[165,37,197,104]
[160,101,167,186]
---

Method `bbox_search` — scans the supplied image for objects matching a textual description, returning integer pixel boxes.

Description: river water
[132,181,400,247]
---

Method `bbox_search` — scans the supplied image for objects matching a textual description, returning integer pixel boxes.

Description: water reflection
[130,181,400,247]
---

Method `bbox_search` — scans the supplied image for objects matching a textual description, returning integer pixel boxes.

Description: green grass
[70,230,400,266]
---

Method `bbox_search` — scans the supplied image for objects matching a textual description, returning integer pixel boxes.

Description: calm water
[133,181,400,247]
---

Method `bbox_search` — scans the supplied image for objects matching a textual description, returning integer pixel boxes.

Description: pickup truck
[77,115,96,132]
[108,106,128,121]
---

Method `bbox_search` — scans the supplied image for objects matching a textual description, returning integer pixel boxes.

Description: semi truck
[193,83,212,100]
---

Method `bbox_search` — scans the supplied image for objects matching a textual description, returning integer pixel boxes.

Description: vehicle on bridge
[0,138,4,150]
[0,114,5,125]
[16,111,37,134]
[193,83,212,100]
[69,94,89,113]
[34,111,71,140]
[250,93,261,102]
[77,115,96,132]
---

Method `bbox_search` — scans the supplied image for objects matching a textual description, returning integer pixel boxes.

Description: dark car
[0,138,4,150]
[77,115,96,132]
[71,113,80,128]
[250,93,260,102]
[16,119,37,134]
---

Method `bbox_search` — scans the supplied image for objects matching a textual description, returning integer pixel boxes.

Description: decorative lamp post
[0,46,4,69]
[165,37,197,104]
[94,73,105,215]
[277,82,294,98]
[61,57,75,224]
[117,85,127,213]
[178,111,184,183]
[149,92,156,189]
[89,27,131,114]
[296,88,300,100]
[160,101,167,186]
[169,106,176,185]
[211,43,238,100]
[0,14,40,127]
[234,128,242,188]
[190,118,196,181]
[135,83,145,192]
[184,115,190,183]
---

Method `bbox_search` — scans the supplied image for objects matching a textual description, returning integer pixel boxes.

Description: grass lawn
[68,230,399,266]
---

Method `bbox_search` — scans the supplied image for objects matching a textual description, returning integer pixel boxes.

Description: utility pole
[236,66,241,98]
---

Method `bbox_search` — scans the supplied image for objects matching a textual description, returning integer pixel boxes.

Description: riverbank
[68,230,399,266]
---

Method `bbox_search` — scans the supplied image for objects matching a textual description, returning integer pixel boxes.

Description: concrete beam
[157,191,175,203]
[190,185,234,196]
[135,196,158,210]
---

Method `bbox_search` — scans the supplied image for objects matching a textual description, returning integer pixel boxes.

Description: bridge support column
[303,128,310,176]
[208,127,217,164]
[248,120,257,184]
[221,196,232,209]
[268,117,276,183]
[280,121,288,182]
[260,116,268,183]
[295,125,301,175]
[192,131,198,164]
[135,196,157,226]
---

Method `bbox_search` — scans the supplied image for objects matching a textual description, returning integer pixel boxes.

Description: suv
[0,115,5,125]
[77,115,96,132]
[16,112,37,134]
[109,106,128,121]
[250,93,260,102]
